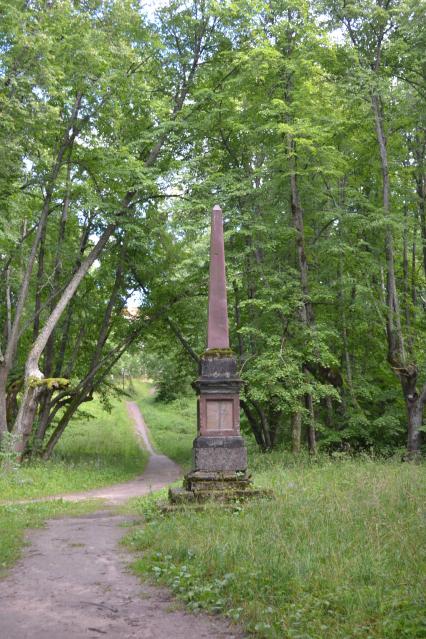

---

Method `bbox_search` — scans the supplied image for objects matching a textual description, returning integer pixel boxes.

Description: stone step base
[184,470,252,492]
[169,486,273,505]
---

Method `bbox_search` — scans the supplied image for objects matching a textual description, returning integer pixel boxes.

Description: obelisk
[170,205,250,503]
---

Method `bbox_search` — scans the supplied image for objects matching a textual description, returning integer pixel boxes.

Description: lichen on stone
[200,348,235,359]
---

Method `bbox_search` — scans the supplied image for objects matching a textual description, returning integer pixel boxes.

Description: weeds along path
[0,403,243,638]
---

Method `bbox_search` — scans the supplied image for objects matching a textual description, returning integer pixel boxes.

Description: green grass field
[125,386,426,639]
[0,392,147,501]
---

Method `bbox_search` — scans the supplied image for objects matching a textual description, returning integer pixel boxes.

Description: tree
[0,0,231,457]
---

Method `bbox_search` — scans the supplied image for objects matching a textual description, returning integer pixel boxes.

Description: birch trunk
[12,224,115,456]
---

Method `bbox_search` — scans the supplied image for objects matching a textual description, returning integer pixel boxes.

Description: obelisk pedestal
[185,351,249,492]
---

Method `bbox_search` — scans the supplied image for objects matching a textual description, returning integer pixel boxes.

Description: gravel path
[0,403,243,639]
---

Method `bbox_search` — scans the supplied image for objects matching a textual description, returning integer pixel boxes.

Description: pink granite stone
[207,205,230,349]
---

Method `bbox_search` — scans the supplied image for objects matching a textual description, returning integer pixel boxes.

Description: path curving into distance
[41,401,181,505]
[1,402,180,506]
[0,402,244,639]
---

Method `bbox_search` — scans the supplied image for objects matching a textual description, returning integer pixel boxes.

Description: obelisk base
[168,472,271,505]
[191,435,247,473]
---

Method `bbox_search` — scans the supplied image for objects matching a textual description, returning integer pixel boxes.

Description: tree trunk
[33,223,46,340]
[305,378,317,455]
[413,135,426,278]
[42,396,85,460]
[291,411,302,454]
[287,131,317,452]
[33,390,53,452]
[406,396,423,459]
[0,367,8,440]
[43,325,143,458]
[399,369,425,459]
[241,400,267,450]
[0,95,82,441]
[370,92,424,457]
[11,224,116,455]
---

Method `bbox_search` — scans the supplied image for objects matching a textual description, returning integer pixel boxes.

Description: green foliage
[135,0,425,453]
[0,0,424,456]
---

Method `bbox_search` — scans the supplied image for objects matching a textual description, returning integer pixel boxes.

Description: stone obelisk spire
[168,204,269,505]
[207,205,229,349]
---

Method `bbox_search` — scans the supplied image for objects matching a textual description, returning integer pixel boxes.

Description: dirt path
[0,403,243,639]
[127,400,155,454]
[2,402,180,506]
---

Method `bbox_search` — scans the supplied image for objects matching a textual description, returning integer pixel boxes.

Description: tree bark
[0,94,82,440]
[240,400,267,450]
[11,223,116,456]
[413,133,426,278]
[42,327,142,458]
[291,411,302,454]
[371,87,423,457]
[287,132,317,452]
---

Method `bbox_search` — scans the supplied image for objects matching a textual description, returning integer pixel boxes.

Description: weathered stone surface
[192,435,247,472]
[185,477,251,492]
[199,356,238,379]
[198,395,240,437]
[194,436,246,449]
[194,357,243,397]
[206,398,233,431]
[169,486,273,505]
[207,206,229,349]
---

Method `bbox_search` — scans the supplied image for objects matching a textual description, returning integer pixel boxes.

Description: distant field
[126,386,426,639]
[133,379,194,469]
[0,391,147,502]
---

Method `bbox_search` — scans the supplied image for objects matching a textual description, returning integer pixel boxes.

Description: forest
[0,0,425,460]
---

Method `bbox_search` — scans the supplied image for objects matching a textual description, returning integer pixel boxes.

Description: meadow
[133,379,194,469]
[0,391,147,501]
[127,384,426,639]
[1,382,424,638]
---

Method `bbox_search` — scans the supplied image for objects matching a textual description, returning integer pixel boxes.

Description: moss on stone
[200,348,235,359]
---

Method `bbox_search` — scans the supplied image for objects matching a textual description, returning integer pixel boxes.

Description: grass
[0,499,104,576]
[124,386,426,639]
[133,379,194,469]
[0,390,148,501]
